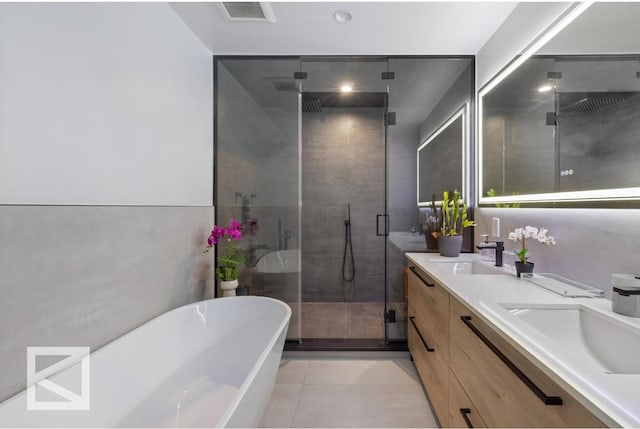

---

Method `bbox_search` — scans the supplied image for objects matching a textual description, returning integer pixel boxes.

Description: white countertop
[406,253,640,428]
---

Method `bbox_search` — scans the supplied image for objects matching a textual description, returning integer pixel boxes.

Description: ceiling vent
[217,2,276,23]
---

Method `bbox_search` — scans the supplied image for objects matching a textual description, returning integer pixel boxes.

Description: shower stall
[215,56,473,348]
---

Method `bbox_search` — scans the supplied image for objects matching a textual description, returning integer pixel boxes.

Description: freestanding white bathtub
[0,296,291,428]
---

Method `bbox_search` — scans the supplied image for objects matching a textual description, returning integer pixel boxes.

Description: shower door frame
[213,55,476,351]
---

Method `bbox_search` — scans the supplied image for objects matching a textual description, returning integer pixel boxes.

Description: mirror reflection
[480,3,640,204]
[417,104,467,205]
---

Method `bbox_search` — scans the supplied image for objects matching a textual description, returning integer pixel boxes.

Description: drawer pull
[409,316,435,352]
[409,266,435,287]
[459,408,474,428]
[460,316,563,406]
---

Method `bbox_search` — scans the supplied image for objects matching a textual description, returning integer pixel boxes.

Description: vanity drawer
[448,368,487,428]
[407,265,450,354]
[450,297,605,428]
[408,317,449,427]
[407,265,450,426]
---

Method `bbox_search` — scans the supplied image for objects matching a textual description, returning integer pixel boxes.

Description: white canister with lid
[612,274,640,317]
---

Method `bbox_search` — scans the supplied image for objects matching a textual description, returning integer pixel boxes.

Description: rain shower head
[301,92,386,113]
[281,91,388,113]
[559,91,634,113]
[302,97,323,113]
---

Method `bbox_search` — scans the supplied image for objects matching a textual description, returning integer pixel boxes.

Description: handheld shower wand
[342,204,355,283]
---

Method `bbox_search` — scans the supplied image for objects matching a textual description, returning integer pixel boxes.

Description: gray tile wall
[301,108,386,302]
[388,126,420,232]
[0,205,214,402]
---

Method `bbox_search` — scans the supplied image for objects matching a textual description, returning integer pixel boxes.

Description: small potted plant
[204,219,245,297]
[433,190,475,257]
[508,226,556,277]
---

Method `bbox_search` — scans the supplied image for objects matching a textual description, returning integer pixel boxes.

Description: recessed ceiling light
[340,84,353,93]
[538,84,554,93]
[333,9,352,24]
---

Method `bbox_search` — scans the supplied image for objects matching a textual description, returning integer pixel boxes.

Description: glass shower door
[298,58,390,342]
[215,57,302,341]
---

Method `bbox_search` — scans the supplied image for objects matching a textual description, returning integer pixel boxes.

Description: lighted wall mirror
[479,2,640,206]
[417,103,469,206]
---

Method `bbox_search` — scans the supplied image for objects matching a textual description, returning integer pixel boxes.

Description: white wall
[0,3,213,205]
[0,3,215,402]
[475,2,640,296]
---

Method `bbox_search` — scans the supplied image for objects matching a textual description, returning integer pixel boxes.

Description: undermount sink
[433,260,506,275]
[505,305,640,374]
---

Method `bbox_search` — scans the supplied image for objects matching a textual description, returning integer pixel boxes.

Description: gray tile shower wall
[301,108,386,302]
[0,205,214,402]
[388,126,420,231]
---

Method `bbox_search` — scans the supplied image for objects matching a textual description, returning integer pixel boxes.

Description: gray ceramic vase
[437,235,463,257]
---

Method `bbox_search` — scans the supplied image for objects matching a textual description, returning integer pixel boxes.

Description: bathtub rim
[0,295,292,427]
[212,296,291,427]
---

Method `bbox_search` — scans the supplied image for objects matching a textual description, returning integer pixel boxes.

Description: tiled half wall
[0,205,214,402]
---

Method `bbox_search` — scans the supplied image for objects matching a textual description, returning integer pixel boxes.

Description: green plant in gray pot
[435,190,475,257]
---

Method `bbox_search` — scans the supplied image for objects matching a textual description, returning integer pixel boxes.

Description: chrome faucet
[476,239,504,267]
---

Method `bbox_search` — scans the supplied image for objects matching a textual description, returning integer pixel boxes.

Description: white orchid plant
[508,226,556,264]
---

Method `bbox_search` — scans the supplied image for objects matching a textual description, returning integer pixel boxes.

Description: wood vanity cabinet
[407,263,607,428]
[450,298,605,428]
[407,265,450,426]
[448,368,487,428]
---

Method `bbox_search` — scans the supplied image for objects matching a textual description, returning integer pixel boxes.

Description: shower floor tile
[260,358,437,428]
[300,302,385,339]
[301,302,347,338]
[346,302,384,338]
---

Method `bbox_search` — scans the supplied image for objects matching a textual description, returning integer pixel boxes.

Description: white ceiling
[169,2,518,55]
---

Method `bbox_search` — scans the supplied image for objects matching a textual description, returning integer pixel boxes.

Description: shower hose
[342,204,356,287]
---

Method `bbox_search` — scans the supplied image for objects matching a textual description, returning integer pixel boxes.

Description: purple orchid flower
[227,228,242,241]
[207,225,226,247]
[228,219,242,231]
[224,219,243,241]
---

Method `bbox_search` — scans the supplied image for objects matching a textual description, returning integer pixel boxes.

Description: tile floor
[260,359,438,428]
